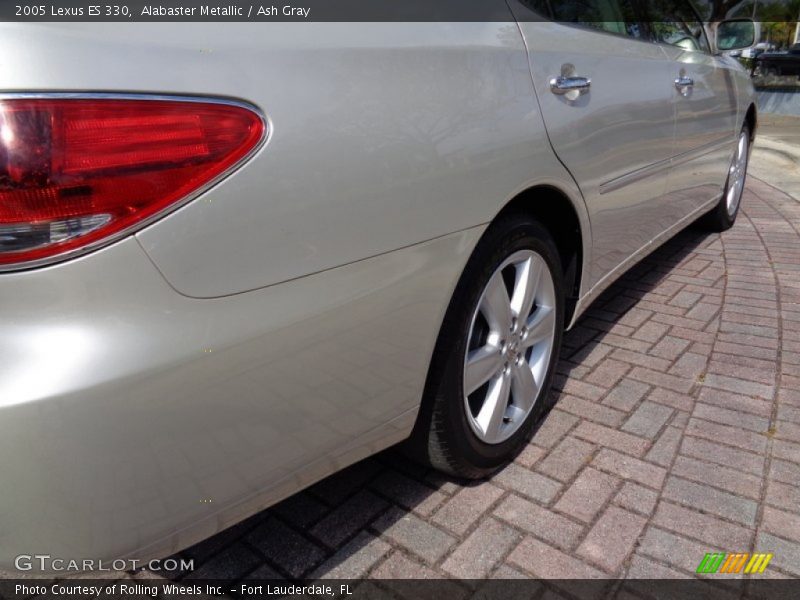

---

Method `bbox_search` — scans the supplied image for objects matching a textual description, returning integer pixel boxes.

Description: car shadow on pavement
[148,221,719,582]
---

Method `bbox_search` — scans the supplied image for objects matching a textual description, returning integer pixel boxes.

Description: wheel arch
[406,182,588,472]
[744,103,757,142]
[493,184,589,327]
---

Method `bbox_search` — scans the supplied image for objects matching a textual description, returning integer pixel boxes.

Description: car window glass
[522,0,646,40]
[645,0,711,52]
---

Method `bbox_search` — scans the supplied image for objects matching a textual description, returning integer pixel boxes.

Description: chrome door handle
[675,76,694,89]
[549,76,591,95]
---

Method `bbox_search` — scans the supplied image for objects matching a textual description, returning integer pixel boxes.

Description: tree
[700,0,800,47]
[756,0,800,47]
[708,0,752,20]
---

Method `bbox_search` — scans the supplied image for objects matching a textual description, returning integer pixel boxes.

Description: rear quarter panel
[0,20,582,298]
[0,19,592,567]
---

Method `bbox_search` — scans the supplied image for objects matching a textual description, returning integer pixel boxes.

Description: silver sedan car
[0,3,756,569]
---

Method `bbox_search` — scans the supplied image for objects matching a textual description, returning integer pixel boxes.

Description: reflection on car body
[0,0,757,570]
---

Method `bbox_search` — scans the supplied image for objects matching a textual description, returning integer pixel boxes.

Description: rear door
[513,1,678,288]
[646,0,739,216]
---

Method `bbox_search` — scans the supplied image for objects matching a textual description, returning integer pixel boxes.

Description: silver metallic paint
[515,22,682,287]
[0,228,483,564]
[0,18,755,569]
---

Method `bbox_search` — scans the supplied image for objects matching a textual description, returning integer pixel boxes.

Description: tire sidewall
[435,217,565,472]
[723,127,751,225]
[706,124,750,232]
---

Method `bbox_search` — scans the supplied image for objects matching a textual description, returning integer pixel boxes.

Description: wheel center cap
[505,335,521,362]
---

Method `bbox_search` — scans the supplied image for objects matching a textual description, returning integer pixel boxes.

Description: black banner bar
[2,579,800,600]
[1,1,522,22]
[0,1,797,23]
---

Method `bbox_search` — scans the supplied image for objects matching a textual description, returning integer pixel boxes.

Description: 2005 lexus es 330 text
[0,1,757,568]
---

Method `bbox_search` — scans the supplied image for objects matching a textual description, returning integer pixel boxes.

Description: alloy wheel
[726,131,749,218]
[462,249,556,444]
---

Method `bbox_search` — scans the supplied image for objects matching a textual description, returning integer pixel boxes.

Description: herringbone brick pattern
[153,179,800,584]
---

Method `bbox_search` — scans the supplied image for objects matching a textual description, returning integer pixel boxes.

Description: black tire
[406,214,565,479]
[699,123,751,233]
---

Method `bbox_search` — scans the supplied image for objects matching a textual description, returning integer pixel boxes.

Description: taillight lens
[0,97,265,268]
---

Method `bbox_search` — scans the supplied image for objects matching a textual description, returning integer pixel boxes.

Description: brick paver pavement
[162,178,800,583]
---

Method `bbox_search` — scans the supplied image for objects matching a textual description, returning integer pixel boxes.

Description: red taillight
[0,97,265,267]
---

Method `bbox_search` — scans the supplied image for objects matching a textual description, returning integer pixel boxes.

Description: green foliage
[695,1,799,48]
